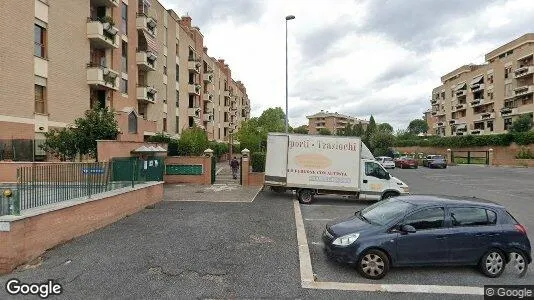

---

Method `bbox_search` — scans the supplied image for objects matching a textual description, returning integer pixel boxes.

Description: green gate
[111,157,164,182]
[451,151,489,165]
[239,157,243,185]
[211,156,216,184]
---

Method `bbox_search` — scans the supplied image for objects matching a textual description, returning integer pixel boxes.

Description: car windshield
[432,155,444,160]
[384,157,393,162]
[359,199,415,226]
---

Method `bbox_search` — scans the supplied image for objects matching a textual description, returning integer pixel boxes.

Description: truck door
[360,161,390,200]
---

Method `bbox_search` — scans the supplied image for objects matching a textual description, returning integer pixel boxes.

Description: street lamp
[285,15,295,133]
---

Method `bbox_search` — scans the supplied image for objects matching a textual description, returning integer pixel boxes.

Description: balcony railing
[188,84,201,95]
[477,111,495,121]
[87,18,119,49]
[203,93,213,102]
[203,73,213,82]
[471,83,485,93]
[136,49,157,72]
[455,90,467,97]
[514,66,534,79]
[136,85,157,103]
[188,60,201,73]
[86,64,119,90]
[90,0,119,7]
[136,13,157,37]
[514,85,534,97]
[469,98,485,107]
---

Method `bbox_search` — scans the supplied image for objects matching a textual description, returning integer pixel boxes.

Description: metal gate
[239,157,243,185]
[111,156,164,182]
[211,156,216,184]
[451,151,489,165]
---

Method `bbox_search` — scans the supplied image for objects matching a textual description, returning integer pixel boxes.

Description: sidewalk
[214,162,240,185]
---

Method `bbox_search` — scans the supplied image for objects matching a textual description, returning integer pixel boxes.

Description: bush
[208,141,229,158]
[147,133,172,143]
[392,132,530,148]
[516,146,534,159]
[251,152,266,172]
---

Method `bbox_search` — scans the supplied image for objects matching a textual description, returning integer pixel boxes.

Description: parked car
[376,156,395,169]
[394,156,418,169]
[423,155,448,168]
[322,195,531,280]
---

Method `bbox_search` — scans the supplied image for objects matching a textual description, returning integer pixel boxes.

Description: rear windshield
[432,155,444,159]
[384,157,393,161]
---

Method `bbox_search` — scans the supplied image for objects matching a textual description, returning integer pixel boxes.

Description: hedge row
[394,132,534,148]
[251,152,266,172]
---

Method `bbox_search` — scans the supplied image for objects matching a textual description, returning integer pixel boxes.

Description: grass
[453,157,488,165]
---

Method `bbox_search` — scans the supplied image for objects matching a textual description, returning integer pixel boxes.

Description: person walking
[230,157,240,180]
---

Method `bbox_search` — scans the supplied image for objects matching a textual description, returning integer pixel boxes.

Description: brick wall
[164,156,211,184]
[240,155,265,187]
[0,182,163,274]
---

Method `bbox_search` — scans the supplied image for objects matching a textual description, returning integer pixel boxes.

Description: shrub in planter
[251,152,266,172]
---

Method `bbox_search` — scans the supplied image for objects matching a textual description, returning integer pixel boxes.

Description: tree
[178,126,209,156]
[74,107,120,159]
[293,125,308,134]
[510,114,533,133]
[257,107,287,133]
[41,128,79,161]
[377,123,393,134]
[407,119,429,135]
[236,107,288,153]
[363,115,377,145]
[318,128,332,135]
[41,107,119,161]
[370,131,395,157]
[353,123,365,137]
[395,129,417,140]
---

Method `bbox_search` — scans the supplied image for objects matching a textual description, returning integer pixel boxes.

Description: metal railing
[0,160,153,216]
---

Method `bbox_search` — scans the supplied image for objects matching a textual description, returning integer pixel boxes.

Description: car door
[361,161,390,200]
[446,206,500,264]
[394,207,450,266]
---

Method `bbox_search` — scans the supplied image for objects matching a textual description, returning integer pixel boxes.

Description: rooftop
[306,110,369,123]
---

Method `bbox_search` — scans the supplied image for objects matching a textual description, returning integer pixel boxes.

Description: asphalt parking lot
[300,165,534,294]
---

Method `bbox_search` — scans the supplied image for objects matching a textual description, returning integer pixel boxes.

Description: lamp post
[285,15,295,133]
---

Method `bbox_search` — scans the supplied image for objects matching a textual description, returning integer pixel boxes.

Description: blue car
[323,195,531,279]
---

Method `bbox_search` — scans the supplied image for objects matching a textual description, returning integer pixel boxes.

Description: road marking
[216,167,224,175]
[292,199,484,296]
[250,186,262,202]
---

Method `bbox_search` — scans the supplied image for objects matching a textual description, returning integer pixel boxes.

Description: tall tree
[353,123,365,137]
[293,125,308,134]
[364,115,377,145]
[510,114,533,133]
[236,107,289,153]
[370,131,395,157]
[407,119,429,135]
[377,123,393,134]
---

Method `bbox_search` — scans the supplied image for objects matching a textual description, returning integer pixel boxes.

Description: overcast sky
[160,0,534,130]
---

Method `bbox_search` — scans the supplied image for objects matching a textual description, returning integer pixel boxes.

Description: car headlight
[332,233,360,246]
[401,186,409,193]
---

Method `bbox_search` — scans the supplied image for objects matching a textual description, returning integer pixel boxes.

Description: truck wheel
[298,189,314,204]
[381,192,399,200]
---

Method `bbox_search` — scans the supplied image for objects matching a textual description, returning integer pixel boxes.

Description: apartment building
[306,110,368,135]
[0,0,250,145]
[429,33,534,136]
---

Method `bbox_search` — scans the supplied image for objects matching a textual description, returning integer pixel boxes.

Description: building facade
[306,111,368,135]
[0,0,250,146]
[429,33,534,136]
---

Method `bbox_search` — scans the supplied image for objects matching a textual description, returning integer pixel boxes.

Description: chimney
[180,16,192,28]
[203,47,208,53]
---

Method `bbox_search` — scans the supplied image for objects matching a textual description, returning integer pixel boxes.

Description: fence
[0,139,47,161]
[0,160,153,216]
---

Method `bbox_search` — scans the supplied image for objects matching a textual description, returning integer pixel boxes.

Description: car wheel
[381,192,398,200]
[509,251,528,277]
[480,249,506,278]
[297,189,314,204]
[357,249,390,280]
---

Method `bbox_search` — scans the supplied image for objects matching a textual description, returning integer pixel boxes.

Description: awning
[131,145,167,153]
[142,31,158,54]
[455,82,467,91]
[470,75,484,85]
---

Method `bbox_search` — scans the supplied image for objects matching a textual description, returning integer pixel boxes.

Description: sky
[159,0,534,130]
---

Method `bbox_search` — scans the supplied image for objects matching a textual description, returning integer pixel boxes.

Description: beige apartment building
[0,0,250,147]
[429,33,534,136]
[306,110,368,135]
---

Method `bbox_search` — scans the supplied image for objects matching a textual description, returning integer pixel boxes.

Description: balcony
[203,72,213,83]
[188,107,201,117]
[87,19,119,49]
[136,50,157,72]
[188,59,201,74]
[188,84,201,95]
[455,103,467,110]
[471,83,485,93]
[203,93,213,102]
[205,101,214,111]
[469,98,485,107]
[477,112,495,121]
[90,0,119,7]
[223,90,230,97]
[136,13,157,37]
[203,113,213,122]
[500,107,519,116]
[431,99,438,105]
[455,90,467,97]
[514,66,534,79]
[470,129,484,135]
[514,85,534,97]
[86,64,119,90]
[137,86,157,103]
[449,119,457,125]
[435,111,446,117]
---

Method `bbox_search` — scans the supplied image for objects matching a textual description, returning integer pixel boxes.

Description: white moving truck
[264,133,409,204]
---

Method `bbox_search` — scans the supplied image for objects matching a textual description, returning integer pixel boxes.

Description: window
[121,78,128,94]
[175,64,179,81]
[504,83,513,98]
[364,162,387,178]
[121,3,128,35]
[360,198,415,226]
[504,118,513,130]
[35,84,46,114]
[163,27,167,46]
[163,65,167,75]
[403,207,445,231]
[163,117,167,132]
[176,92,179,107]
[487,74,494,84]
[487,121,494,132]
[121,41,128,73]
[175,116,179,133]
[163,83,167,103]
[488,91,493,100]
[34,24,46,58]
[128,112,137,134]
[505,66,512,79]
[450,207,496,227]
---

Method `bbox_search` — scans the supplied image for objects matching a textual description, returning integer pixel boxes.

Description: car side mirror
[384,172,390,180]
[401,224,416,233]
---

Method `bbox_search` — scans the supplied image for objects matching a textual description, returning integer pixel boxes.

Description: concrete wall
[0,182,163,274]
[395,143,534,167]
[164,156,211,184]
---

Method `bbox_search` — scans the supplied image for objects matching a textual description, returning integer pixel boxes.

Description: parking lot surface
[300,165,534,292]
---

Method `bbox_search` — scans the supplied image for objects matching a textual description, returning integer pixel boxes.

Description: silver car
[376,156,395,169]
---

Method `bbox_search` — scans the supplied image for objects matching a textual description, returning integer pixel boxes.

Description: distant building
[306,110,368,135]
[423,109,436,136]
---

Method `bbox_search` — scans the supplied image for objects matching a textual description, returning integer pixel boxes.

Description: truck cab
[360,158,409,200]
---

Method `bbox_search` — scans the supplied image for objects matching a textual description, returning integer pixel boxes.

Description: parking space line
[293,200,485,296]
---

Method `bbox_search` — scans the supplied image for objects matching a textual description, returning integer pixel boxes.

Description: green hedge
[251,152,266,172]
[394,132,534,148]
